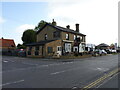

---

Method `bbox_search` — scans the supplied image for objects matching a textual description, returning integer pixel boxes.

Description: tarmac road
[1,54,119,89]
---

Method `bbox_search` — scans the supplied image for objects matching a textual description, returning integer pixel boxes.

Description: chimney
[66,25,70,29]
[76,23,79,32]
[52,19,57,26]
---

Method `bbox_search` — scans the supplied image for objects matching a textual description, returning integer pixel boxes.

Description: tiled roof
[26,39,58,46]
[36,23,86,36]
[0,39,16,47]
[97,43,109,47]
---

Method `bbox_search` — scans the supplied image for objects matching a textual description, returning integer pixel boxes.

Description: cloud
[47,0,119,45]
[16,24,35,34]
[0,17,6,24]
[14,24,35,45]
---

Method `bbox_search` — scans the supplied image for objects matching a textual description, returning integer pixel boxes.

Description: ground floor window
[28,51,31,55]
[79,43,85,52]
[47,47,53,53]
[35,51,39,55]
[65,43,71,52]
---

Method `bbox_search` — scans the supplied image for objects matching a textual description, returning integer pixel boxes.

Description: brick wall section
[37,26,59,42]
[26,46,44,57]
[45,40,62,56]
[26,40,62,57]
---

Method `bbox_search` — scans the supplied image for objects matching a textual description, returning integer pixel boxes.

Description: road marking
[81,68,119,89]
[51,71,66,75]
[50,67,80,75]
[2,61,75,73]
[3,61,8,63]
[22,62,38,66]
[96,72,119,88]
[0,79,24,87]
[96,68,109,72]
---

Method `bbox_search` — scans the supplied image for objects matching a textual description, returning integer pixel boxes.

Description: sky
[0,0,120,46]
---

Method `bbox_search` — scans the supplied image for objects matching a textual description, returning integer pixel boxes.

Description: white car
[111,49,117,53]
[101,50,107,54]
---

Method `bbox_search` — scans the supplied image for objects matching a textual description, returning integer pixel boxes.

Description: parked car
[105,49,111,54]
[18,49,26,57]
[92,49,107,56]
[111,49,117,53]
[101,50,107,54]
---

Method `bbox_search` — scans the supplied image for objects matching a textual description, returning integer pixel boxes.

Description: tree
[110,43,115,49]
[17,44,26,49]
[34,20,51,31]
[22,29,36,45]
[17,44,21,48]
[34,20,47,31]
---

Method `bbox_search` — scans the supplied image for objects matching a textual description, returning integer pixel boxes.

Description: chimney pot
[76,24,79,32]
[52,19,57,26]
[66,25,70,29]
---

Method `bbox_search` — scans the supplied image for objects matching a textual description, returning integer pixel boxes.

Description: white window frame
[65,43,71,52]
[66,33,69,40]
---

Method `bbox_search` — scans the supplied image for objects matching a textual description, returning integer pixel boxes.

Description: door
[57,46,62,55]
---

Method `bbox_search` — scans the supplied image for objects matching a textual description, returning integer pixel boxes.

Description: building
[96,43,109,50]
[0,38,16,54]
[85,44,96,52]
[26,20,86,57]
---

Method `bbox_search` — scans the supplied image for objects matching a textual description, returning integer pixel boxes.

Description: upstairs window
[45,34,47,40]
[76,35,83,42]
[66,33,69,40]
[74,35,76,40]
[53,31,60,38]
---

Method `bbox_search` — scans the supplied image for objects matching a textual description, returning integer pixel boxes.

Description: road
[96,72,119,88]
[1,54,119,89]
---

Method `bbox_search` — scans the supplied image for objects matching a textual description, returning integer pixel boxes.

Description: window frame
[66,33,69,40]
[47,47,53,54]
[45,34,48,40]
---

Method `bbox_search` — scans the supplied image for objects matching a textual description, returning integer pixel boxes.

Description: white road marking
[50,67,80,75]
[2,61,74,73]
[0,79,24,86]
[22,62,38,66]
[95,68,110,72]
[3,61,8,63]
[51,71,66,75]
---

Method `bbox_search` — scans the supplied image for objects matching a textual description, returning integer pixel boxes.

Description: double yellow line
[81,68,119,90]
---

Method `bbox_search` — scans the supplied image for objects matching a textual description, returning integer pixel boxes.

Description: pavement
[1,54,119,89]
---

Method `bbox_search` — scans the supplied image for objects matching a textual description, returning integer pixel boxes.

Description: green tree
[34,20,51,31]
[22,29,36,45]
[17,44,26,49]
[17,44,22,48]
[34,20,47,31]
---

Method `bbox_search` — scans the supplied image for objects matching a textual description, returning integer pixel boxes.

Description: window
[65,43,71,52]
[35,51,39,55]
[28,51,31,55]
[53,31,60,38]
[77,35,80,38]
[76,35,82,42]
[80,36,83,40]
[45,34,47,40]
[57,46,61,51]
[47,47,53,53]
[66,33,69,40]
[35,46,39,55]
[29,46,32,51]
[74,35,76,40]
